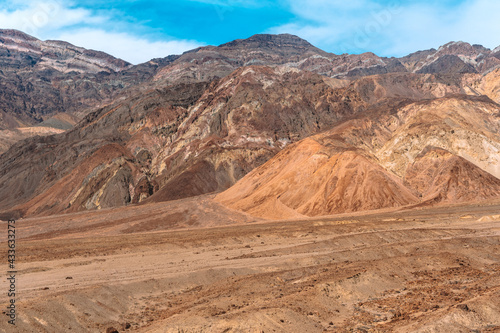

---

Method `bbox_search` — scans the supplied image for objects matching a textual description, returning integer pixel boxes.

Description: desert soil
[1,196,500,332]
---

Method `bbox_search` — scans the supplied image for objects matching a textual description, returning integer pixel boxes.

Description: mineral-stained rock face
[1,32,500,218]
[152,33,328,84]
[13,143,138,217]
[472,67,500,103]
[0,81,209,216]
[376,96,500,179]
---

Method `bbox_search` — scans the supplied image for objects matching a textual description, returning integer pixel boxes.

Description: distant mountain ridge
[0,29,131,72]
[0,29,178,143]
[1,30,500,219]
[1,29,499,133]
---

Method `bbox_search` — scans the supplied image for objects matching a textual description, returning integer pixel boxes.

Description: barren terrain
[1,196,499,332]
[2,31,500,333]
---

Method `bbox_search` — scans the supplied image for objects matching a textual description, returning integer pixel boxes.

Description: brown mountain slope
[2,30,499,155]
[0,29,131,127]
[146,66,356,195]
[416,54,477,74]
[2,30,500,218]
[0,29,130,73]
[215,135,419,219]
[474,67,500,103]
[405,146,500,204]
[11,143,138,217]
[0,82,209,215]
[2,64,498,218]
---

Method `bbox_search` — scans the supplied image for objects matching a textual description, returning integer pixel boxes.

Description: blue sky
[1,0,499,64]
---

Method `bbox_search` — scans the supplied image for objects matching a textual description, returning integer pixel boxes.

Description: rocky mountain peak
[218,33,326,56]
[439,40,470,48]
[398,40,500,74]
[436,41,488,58]
[153,33,330,84]
[220,33,310,46]
[472,44,491,53]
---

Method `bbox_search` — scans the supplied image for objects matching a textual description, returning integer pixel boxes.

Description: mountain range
[1,29,500,219]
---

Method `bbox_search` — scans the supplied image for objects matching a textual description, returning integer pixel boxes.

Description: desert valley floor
[1,196,500,333]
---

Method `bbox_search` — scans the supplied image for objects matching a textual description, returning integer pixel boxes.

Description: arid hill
[405,146,500,204]
[376,96,500,179]
[1,32,500,218]
[215,136,419,219]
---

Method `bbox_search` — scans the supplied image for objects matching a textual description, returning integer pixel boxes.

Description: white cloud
[0,1,202,64]
[380,0,500,55]
[55,29,201,64]
[269,0,500,56]
[0,1,104,36]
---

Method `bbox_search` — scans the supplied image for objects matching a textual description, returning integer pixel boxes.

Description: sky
[0,0,499,64]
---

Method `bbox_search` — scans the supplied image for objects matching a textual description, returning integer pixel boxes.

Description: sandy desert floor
[1,196,500,332]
